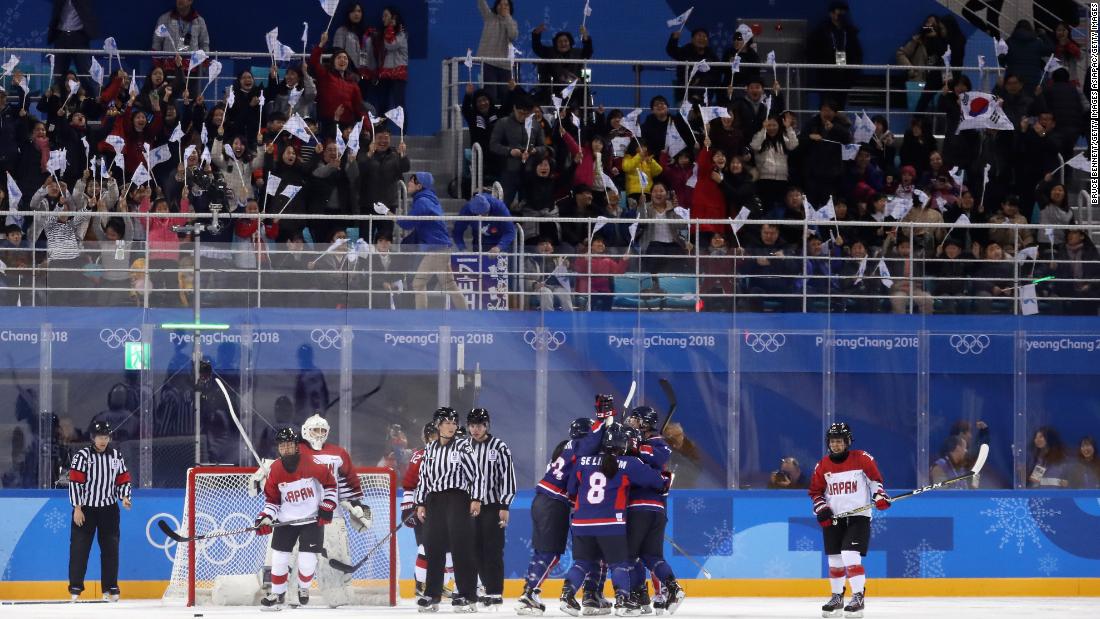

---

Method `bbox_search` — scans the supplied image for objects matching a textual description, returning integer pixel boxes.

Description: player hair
[551,439,569,462]
[600,452,619,479]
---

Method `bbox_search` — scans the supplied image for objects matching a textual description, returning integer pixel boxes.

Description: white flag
[665,119,688,156]
[319,0,339,17]
[888,195,913,220]
[207,59,223,87]
[628,221,639,245]
[276,43,295,63]
[699,106,729,125]
[854,256,868,285]
[730,55,741,75]
[956,92,1014,132]
[201,123,209,146]
[6,172,22,207]
[802,196,817,221]
[1019,283,1039,315]
[913,188,930,208]
[335,131,348,158]
[560,79,579,102]
[265,172,282,196]
[977,55,986,70]
[223,143,237,160]
[301,22,310,53]
[948,166,965,187]
[877,259,893,289]
[47,149,67,174]
[14,74,29,94]
[131,163,152,186]
[281,184,302,200]
[200,146,211,166]
[189,49,209,72]
[1041,55,1064,78]
[464,48,473,69]
[183,145,197,163]
[114,151,125,170]
[155,23,172,39]
[148,144,172,168]
[67,79,80,94]
[685,162,699,188]
[730,206,751,232]
[384,106,405,129]
[943,45,952,69]
[1065,153,1092,173]
[667,7,694,28]
[592,215,610,235]
[507,43,522,71]
[620,108,643,137]
[225,87,236,109]
[763,94,773,119]
[687,59,711,84]
[169,123,185,143]
[679,96,692,119]
[348,118,363,157]
[103,37,119,61]
[766,50,777,72]
[853,110,874,144]
[128,69,139,98]
[994,37,1009,56]
[815,197,836,221]
[258,91,266,110]
[1015,246,1039,262]
[89,56,104,86]
[287,87,303,110]
[1044,227,1055,243]
[523,115,534,141]
[933,195,948,213]
[583,0,592,17]
[285,114,312,142]
[372,202,390,215]
[735,24,754,44]
[599,170,616,191]
[841,143,860,160]
[674,206,690,219]
[265,27,280,56]
[955,213,971,227]
[46,53,56,85]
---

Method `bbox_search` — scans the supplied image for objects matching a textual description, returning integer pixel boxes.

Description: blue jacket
[567,454,665,536]
[628,436,672,511]
[453,193,516,252]
[536,439,578,504]
[398,172,453,249]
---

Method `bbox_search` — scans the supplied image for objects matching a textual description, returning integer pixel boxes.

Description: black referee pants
[474,504,506,596]
[424,490,478,601]
[69,503,120,594]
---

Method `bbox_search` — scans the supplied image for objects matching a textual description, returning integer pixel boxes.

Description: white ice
[2,597,1099,618]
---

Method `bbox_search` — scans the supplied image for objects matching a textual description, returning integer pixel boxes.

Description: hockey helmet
[455,425,468,438]
[467,408,491,426]
[594,394,615,419]
[569,417,591,440]
[90,420,112,437]
[301,414,329,450]
[276,426,301,445]
[627,406,659,431]
[423,421,439,442]
[622,426,642,454]
[602,425,629,455]
[826,422,853,447]
[433,407,459,426]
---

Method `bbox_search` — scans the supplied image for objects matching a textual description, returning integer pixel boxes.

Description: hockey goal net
[163,466,397,606]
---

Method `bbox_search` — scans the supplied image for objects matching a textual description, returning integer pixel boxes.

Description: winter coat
[358,147,410,212]
[398,172,452,248]
[379,26,409,81]
[309,45,366,125]
[476,0,519,70]
[621,154,662,196]
[750,126,798,182]
[692,148,726,233]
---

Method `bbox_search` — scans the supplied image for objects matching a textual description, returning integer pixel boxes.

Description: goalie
[251,414,373,607]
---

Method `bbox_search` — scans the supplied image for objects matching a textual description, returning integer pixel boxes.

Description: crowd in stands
[0,1,1093,313]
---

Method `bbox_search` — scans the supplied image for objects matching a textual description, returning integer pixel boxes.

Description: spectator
[1003,20,1052,92]
[835,239,879,312]
[899,117,935,178]
[987,194,1034,255]
[938,75,979,167]
[488,92,543,208]
[950,419,991,467]
[842,147,884,204]
[1053,229,1100,315]
[476,0,519,104]
[1026,426,1069,488]
[803,235,837,301]
[0,225,32,306]
[1035,69,1086,157]
[750,115,798,211]
[897,15,947,115]
[901,189,944,256]
[453,192,515,255]
[799,99,850,206]
[944,188,988,247]
[262,142,311,242]
[377,6,409,114]
[212,129,262,210]
[88,180,129,306]
[360,233,406,309]
[720,157,756,219]
[1051,22,1082,87]
[662,422,710,488]
[665,28,719,104]
[265,63,317,120]
[530,24,592,104]
[699,232,740,312]
[306,140,358,246]
[268,231,313,307]
[138,192,190,307]
[571,234,629,310]
[768,457,808,489]
[312,31,368,134]
[461,84,504,173]
[559,184,621,251]
[524,236,573,311]
[29,178,90,306]
[560,130,613,208]
[637,181,692,285]
[660,148,695,212]
[48,0,100,91]
[706,105,746,162]
[692,140,727,247]
[866,115,895,175]
[1014,112,1063,203]
[940,14,967,75]
[886,235,933,314]
[931,238,972,313]
[399,172,467,310]
[641,96,692,157]
[152,0,211,78]
[744,223,798,311]
[930,436,975,489]
[1038,183,1074,246]
[230,199,278,301]
[919,150,948,190]
[721,29,762,95]
[806,1,863,110]
[621,139,662,202]
[1069,437,1100,489]
[358,126,409,241]
[333,3,378,101]
[516,155,561,244]
[972,241,1016,313]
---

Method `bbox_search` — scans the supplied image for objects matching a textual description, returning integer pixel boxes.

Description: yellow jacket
[622,154,663,195]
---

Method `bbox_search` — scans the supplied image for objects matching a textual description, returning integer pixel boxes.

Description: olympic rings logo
[744,332,787,353]
[310,328,346,350]
[949,334,990,355]
[523,330,567,351]
[146,511,258,565]
[100,328,141,349]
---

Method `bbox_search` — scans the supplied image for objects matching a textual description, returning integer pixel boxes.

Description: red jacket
[309,45,365,125]
[139,197,190,261]
[100,106,163,174]
[573,254,630,294]
[659,152,694,210]
[692,148,726,234]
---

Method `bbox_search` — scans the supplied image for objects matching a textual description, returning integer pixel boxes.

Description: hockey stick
[327,519,408,573]
[215,376,263,466]
[657,378,677,433]
[617,380,637,423]
[157,516,316,543]
[666,537,712,579]
[832,443,989,522]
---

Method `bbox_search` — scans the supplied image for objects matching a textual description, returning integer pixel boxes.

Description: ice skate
[632,586,652,615]
[843,592,864,618]
[260,592,285,611]
[821,593,844,618]
[613,592,641,617]
[662,580,684,616]
[479,594,503,610]
[516,587,546,615]
[417,595,441,613]
[582,589,613,616]
[297,587,309,607]
[560,585,581,617]
[452,595,478,613]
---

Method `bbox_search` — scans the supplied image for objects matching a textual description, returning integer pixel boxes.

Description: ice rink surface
[3,597,1099,618]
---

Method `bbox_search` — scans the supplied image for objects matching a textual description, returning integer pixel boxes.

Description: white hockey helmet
[302,414,330,450]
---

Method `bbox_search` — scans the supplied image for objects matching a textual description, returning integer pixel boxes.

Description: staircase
[401,131,468,214]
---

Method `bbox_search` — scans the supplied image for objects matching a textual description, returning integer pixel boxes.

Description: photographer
[896,16,948,115]
[768,457,808,489]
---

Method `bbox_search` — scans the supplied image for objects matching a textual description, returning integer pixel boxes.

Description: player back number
[586,472,607,504]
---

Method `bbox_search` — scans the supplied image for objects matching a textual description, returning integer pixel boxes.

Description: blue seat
[612,275,697,310]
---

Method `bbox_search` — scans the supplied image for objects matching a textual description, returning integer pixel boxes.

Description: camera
[191,168,231,206]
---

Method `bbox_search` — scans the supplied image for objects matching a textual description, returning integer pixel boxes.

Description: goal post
[163,466,398,607]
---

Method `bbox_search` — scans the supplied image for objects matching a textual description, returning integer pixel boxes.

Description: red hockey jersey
[262,457,338,524]
[400,448,426,510]
[301,441,364,503]
[808,450,885,518]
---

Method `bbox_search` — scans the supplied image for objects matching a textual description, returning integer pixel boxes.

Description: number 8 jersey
[567,455,665,536]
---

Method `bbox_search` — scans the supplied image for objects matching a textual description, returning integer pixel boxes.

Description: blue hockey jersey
[567,454,665,536]
[536,439,578,503]
[628,436,673,511]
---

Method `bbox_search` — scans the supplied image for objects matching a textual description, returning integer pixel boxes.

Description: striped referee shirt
[414,436,484,505]
[68,446,132,507]
[470,434,516,507]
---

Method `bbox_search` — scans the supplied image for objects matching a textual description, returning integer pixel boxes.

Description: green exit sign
[124,341,150,370]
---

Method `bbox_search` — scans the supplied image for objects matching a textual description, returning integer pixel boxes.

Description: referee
[414,407,483,612]
[68,421,132,602]
[466,407,516,610]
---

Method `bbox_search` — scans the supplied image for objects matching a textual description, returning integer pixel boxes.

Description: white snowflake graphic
[702,520,737,557]
[902,538,946,578]
[44,508,68,533]
[0,0,48,48]
[685,497,706,515]
[980,498,1061,553]
[870,510,888,536]
[763,556,790,578]
[519,536,572,578]
[794,536,816,552]
[1037,555,1059,576]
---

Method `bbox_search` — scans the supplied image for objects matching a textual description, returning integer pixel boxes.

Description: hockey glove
[873,491,892,511]
[342,500,373,532]
[248,459,275,497]
[318,500,336,526]
[254,514,273,536]
[815,506,834,528]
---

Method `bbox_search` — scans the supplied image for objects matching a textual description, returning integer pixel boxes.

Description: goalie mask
[302,414,330,450]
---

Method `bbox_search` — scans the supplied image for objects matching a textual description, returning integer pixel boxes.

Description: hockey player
[517,417,590,616]
[561,425,665,618]
[624,407,684,615]
[574,394,619,457]
[402,421,456,598]
[256,428,339,611]
[809,422,890,619]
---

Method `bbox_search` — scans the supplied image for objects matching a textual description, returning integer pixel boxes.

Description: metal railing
[5,209,1099,315]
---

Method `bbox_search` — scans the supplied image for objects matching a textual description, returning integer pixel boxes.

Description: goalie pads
[342,500,372,532]
[249,459,276,497]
